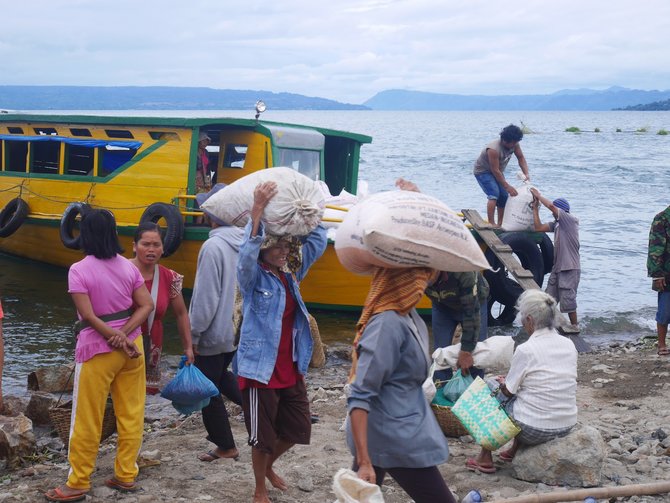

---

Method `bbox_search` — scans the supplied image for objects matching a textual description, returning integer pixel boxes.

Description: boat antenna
[255,100,267,121]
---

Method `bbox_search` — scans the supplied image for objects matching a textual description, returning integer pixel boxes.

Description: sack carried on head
[200,167,325,236]
[334,191,489,274]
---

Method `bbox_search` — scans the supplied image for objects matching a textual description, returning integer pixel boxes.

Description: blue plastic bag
[442,369,474,403]
[161,356,219,403]
[172,397,212,416]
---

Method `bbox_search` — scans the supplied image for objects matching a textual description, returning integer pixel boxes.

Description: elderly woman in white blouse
[466,289,578,474]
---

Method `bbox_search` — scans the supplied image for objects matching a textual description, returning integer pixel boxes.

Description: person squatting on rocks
[347,266,456,503]
[190,183,245,462]
[465,289,577,474]
[647,204,670,356]
[236,181,327,503]
[130,222,194,394]
[473,124,530,227]
[46,209,153,502]
[531,187,581,330]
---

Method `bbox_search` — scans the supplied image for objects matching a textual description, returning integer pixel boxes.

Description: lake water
[2,109,669,395]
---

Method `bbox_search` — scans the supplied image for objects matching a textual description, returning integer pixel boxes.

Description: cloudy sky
[2,0,669,104]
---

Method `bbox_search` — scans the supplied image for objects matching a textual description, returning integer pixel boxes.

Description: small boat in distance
[0,109,419,311]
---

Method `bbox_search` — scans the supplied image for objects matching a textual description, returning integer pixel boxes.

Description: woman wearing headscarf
[346,266,456,503]
[465,289,577,474]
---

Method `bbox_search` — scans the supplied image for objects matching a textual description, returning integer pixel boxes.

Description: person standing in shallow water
[236,181,327,503]
[473,124,530,227]
[129,222,194,394]
[647,204,670,356]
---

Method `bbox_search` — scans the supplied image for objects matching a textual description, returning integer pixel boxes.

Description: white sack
[201,167,324,236]
[334,190,490,274]
[432,336,515,371]
[332,468,385,503]
[501,182,535,231]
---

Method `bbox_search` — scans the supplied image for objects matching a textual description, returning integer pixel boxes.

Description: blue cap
[553,198,570,213]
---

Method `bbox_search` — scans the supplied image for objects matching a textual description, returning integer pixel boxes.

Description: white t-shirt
[505,327,578,429]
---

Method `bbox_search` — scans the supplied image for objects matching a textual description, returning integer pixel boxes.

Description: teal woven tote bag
[451,376,521,451]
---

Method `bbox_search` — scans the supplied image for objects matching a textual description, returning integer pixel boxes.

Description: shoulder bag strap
[146,264,160,334]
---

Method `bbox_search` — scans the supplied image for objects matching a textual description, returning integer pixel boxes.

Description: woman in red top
[130,223,194,393]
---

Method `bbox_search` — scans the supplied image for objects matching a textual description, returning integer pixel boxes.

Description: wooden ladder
[461,209,540,292]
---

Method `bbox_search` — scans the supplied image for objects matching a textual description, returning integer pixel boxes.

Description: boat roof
[0,113,372,144]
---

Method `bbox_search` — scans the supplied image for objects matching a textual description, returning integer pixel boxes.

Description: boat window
[5,141,28,172]
[222,144,247,168]
[34,127,58,136]
[8,127,23,134]
[276,148,321,180]
[149,131,180,141]
[31,141,60,174]
[65,145,95,176]
[70,128,92,137]
[100,145,137,176]
[105,129,134,139]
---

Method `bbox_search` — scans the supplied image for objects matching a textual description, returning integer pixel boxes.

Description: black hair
[500,124,523,143]
[80,209,124,259]
[133,221,163,244]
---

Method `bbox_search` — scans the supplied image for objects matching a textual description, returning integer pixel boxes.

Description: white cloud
[1,0,669,103]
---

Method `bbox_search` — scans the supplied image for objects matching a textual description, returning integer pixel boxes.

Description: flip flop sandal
[499,450,515,462]
[657,348,670,356]
[465,458,497,474]
[198,449,221,462]
[45,487,88,502]
[105,478,139,493]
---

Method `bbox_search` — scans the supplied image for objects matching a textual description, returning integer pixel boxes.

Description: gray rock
[297,474,314,492]
[0,414,36,469]
[511,424,606,487]
[26,392,57,426]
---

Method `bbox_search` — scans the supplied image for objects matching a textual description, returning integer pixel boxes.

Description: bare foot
[266,468,288,491]
[253,488,271,503]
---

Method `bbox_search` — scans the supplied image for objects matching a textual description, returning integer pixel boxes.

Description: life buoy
[139,203,184,257]
[60,202,92,250]
[0,198,29,238]
[484,232,546,325]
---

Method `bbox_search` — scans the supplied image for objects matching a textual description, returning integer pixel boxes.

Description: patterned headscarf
[348,267,437,383]
[260,234,302,273]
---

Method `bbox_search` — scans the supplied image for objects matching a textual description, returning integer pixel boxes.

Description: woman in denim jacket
[236,181,327,503]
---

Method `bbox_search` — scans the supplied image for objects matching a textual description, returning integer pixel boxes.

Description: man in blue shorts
[648,205,670,355]
[473,124,530,226]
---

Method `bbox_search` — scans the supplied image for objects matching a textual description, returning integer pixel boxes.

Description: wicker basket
[431,403,469,437]
[49,399,117,446]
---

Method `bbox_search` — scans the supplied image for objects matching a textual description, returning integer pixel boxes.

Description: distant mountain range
[0,85,368,111]
[363,86,670,111]
[1,85,669,111]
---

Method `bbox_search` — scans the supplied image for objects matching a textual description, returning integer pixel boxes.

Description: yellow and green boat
[0,111,428,311]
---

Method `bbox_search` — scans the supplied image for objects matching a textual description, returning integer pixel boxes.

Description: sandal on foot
[658,347,670,356]
[198,448,239,462]
[45,487,88,502]
[465,458,496,474]
[105,478,139,493]
[499,450,515,462]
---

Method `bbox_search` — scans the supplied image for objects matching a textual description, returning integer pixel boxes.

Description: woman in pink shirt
[46,209,153,502]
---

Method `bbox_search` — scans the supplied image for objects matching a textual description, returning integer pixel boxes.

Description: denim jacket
[236,222,327,384]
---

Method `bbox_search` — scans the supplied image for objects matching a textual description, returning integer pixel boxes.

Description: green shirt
[648,205,670,291]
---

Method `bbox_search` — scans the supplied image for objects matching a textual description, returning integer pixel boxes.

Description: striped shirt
[504,327,578,430]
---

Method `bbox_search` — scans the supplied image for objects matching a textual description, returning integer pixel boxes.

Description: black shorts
[241,378,311,455]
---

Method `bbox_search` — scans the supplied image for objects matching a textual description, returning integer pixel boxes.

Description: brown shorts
[241,378,311,455]
[546,269,580,312]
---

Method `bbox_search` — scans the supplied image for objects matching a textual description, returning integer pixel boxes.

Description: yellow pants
[66,337,145,489]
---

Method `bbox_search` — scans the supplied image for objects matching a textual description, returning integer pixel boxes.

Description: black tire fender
[60,202,92,250]
[539,233,555,276]
[0,198,29,238]
[139,203,184,257]
[488,298,519,327]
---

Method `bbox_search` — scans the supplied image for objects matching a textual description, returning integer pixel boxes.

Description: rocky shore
[1,336,669,502]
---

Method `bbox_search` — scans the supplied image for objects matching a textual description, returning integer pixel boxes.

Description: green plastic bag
[442,369,474,403]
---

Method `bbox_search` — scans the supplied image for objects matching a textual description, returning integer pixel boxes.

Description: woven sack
[431,403,469,437]
[49,399,116,446]
[334,191,489,274]
[308,314,326,368]
[451,376,521,450]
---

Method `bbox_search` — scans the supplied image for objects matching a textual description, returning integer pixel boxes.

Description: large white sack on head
[432,335,515,371]
[201,167,325,236]
[335,191,490,274]
[332,468,384,503]
[502,182,535,231]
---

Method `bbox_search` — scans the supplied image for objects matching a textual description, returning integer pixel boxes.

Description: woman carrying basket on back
[46,209,153,502]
